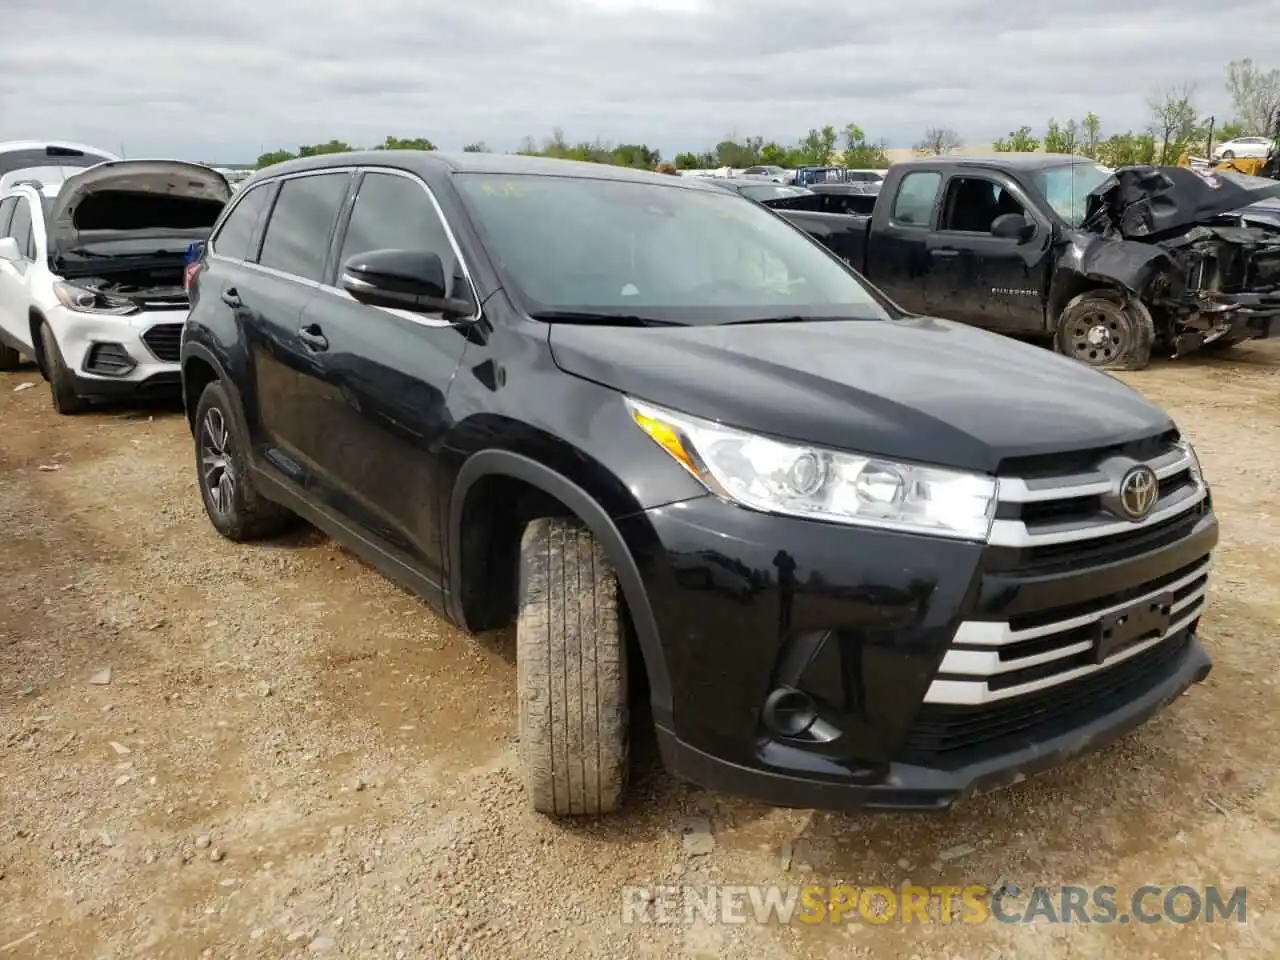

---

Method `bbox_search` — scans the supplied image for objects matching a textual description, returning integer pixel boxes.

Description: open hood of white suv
[46,160,231,262]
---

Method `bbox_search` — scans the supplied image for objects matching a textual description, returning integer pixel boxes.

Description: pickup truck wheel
[1055,293,1153,371]
[194,380,295,541]
[517,516,629,817]
[38,323,89,414]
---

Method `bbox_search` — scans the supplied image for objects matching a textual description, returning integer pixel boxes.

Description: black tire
[0,341,21,370]
[517,516,629,816]
[1222,149,1235,159]
[37,322,88,414]
[194,380,295,541]
[1055,292,1154,371]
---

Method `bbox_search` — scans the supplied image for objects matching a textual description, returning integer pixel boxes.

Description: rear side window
[210,183,271,261]
[258,173,351,282]
[9,199,33,259]
[336,172,464,296]
[0,197,15,237]
[892,171,942,226]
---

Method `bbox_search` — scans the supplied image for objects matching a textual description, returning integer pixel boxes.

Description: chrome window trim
[208,165,482,330]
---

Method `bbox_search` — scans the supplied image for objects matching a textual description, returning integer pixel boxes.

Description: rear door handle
[299,323,329,352]
[930,249,959,258]
[221,288,241,307]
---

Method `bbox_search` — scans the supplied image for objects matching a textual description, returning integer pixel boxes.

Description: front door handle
[930,248,959,258]
[221,288,241,307]
[299,323,329,351]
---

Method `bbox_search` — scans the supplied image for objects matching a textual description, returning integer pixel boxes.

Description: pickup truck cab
[780,154,1280,368]
[182,150,1217,817]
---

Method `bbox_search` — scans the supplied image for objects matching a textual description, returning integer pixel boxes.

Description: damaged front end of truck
[1071,165,1280,356]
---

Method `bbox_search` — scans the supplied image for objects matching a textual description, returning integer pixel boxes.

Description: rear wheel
[517,516,629,817]
[38,323,88,414]
[1055,293,1154,371]
[194,380,296,541]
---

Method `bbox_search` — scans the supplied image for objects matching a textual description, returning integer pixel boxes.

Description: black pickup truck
[775,154,1280,369]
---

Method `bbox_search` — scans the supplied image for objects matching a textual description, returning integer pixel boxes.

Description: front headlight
[626,398,997,541]
[53,281,139,317]
[1176,438,1205,486]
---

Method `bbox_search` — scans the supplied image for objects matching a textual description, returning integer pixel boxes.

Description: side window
[337,172,469,302]
[940,177,1026,234]
[258,173,351,282]
[210,183,271,261]
[9,199,32,260]
[0,197,16,238]
[891,171,942,226]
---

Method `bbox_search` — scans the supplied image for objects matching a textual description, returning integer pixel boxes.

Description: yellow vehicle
[1179,152,1272,177]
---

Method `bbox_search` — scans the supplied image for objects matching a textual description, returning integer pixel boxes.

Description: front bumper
[1225,291,1280,340]
[46,305,185,399]
[625,462,1217,811]
[658,634,1210,811]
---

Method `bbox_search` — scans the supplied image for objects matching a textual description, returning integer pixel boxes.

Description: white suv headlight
[53,281,139,317]
[626,398,997,541]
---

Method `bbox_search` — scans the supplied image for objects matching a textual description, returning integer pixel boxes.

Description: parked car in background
[0,160,230,411]
[741,164,793,183]
[182,150,1216,819]
[1212,136,1273,160]
[769,154,1280,368]
[0,140,119,194]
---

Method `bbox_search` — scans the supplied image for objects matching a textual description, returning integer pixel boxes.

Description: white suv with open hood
[0,159,231,413]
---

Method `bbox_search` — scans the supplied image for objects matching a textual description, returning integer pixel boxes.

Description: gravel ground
[1,343,1278,959]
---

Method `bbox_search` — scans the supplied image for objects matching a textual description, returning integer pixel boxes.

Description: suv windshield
[1033,162,1114,227]
[453,173,891,324]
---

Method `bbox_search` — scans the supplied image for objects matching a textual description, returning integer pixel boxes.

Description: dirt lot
[1,344,1278,960]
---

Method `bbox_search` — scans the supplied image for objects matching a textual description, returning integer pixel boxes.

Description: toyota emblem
[1118,465,1158,520]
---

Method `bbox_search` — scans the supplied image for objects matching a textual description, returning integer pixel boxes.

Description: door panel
[864,170,942,315]
[931,175,1051,332]
[289,169,475,586]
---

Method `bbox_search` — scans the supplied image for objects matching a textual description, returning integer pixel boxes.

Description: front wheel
[1222,149,1235,159]
[38,322,88,414]
[1055,293,1154,371]
[517,517,629,816]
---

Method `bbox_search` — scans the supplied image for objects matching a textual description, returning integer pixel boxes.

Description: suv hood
[549,317,1172,473]
[1085,164,1280,240]
[46,160,231,262]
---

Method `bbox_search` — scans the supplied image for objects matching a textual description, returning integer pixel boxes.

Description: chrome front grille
[925,437,1213,707]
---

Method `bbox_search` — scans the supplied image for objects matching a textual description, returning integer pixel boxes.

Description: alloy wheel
[200,407,236,516]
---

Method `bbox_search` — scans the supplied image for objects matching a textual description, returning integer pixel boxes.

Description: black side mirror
[991,213,1035,241]
[340,249,473,318]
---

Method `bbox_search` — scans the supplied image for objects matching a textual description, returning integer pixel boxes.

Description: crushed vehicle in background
[767,154,1280,369]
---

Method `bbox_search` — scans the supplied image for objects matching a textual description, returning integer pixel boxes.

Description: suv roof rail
[6,178,46,191]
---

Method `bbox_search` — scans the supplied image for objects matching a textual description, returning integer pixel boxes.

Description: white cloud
[2,0,1277,162]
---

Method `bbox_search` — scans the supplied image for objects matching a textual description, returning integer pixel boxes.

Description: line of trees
[253,59,1278,172]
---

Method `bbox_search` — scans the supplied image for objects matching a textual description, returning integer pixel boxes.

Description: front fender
[447,449,674,724]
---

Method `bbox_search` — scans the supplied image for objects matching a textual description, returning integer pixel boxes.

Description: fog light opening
[763,687,818,738]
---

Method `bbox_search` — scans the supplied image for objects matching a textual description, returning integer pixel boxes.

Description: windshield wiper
[529,311,683,327]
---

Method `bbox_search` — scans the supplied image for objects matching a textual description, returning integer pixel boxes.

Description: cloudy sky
[3,0,1277,163]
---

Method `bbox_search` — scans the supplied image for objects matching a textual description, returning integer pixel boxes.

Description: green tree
[796,125,838,166]
[758,142,792,166]
[712,139,759,168]
[297,140,357,157]
[462,142,489,153]
[256,149,296,168]
[914,127,961,156]
[992,125,1039,152]
[672,151,701,169]
[373,136,436,151]
[840,123,890,167]
[1147,81,1200,163]
[1043,118,1080,154]
[1225,58,1280,135]
[1081,112,1102,159]
[612,143,661,169]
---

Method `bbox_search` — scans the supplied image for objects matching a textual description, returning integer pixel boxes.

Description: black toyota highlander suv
[180,151,1217,816]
